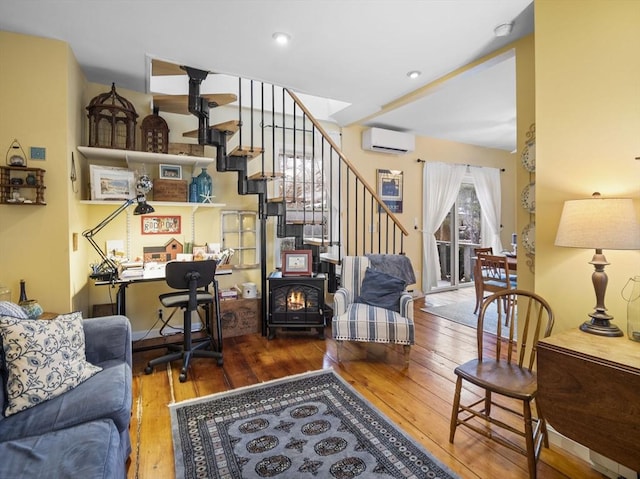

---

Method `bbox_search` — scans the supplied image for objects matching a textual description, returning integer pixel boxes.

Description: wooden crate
[219,298,261,338]
[168,142,204,157]
[153,179,187,202]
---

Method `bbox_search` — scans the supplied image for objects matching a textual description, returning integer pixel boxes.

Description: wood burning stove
[266,272,326,339]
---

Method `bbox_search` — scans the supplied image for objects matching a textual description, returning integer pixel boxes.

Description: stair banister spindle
[237,77,242,149]
[260,81,265,174]
[362,185,367,255]
[369,195,375,253]
[281,88,285,186]
[250,80,254,152]
[271,84,276,175]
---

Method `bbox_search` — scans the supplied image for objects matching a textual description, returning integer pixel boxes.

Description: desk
[537,329,640,471]
[95,265,232,317]
[473,254,517,313]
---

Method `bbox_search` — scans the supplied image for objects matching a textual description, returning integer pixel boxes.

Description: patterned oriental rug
[170,369,459,479]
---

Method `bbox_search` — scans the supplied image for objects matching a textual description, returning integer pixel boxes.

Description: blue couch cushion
[0,361,131,442]
[0,419,123,479]
[355,267,406,312]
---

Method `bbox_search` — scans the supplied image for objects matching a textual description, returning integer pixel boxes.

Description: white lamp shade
[555,197,640,250]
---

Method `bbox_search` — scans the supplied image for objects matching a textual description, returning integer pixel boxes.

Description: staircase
[153,64,410,334]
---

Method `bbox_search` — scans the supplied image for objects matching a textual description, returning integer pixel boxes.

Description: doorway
[433,179,481,291]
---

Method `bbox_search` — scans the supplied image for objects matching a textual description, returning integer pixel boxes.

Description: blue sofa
[0,315,132,478]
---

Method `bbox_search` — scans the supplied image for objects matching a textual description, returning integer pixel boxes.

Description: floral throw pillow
[0,312,102,416]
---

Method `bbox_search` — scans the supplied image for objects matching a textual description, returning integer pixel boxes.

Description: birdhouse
[86,83,138,150]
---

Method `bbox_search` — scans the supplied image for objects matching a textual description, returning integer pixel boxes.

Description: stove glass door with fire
[267,272,326,339]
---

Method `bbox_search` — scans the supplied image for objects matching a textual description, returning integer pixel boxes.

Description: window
[221,210,259,269]
[277,150,327,240]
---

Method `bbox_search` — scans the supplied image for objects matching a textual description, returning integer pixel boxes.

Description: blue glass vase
[188,176,198,203]
[196,167,212,203]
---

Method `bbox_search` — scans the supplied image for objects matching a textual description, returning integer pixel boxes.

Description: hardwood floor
[127,290,605,479]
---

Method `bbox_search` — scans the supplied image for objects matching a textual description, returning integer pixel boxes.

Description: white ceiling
[0,0,534,151]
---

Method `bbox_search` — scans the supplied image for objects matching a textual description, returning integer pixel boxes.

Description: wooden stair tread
[319,252,341,265]
[153,93,237,115]
[183,120,240,138]
[151,59,186,76]
[247,171,282,181]
[229,146,264,159]
[288,219,325,225]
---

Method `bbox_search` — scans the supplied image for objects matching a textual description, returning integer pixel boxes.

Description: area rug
[422,298,515,338]
[169,369,459,479]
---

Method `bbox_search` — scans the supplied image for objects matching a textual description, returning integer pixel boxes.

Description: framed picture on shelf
[281,250,313,276]
[377,168,403,213]
[159,164,182,180]
[141,215,181,235]
[90,165,135,200]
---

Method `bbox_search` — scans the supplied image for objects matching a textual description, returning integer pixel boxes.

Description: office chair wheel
[179,369,187,382]
[217,358,224,366]
[144,366,153,375]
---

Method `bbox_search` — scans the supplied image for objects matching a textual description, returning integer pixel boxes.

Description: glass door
[433,180,481,291]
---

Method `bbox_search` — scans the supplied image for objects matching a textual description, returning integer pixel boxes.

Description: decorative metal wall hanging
[5,139,27,167]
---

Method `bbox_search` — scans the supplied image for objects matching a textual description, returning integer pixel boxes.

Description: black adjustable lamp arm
[82,198,136,278]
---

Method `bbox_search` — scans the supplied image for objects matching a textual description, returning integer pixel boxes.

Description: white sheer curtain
[470,167,503,254]
[422,162,466,292]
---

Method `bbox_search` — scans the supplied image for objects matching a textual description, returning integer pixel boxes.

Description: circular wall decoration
[521,141,536,172]
[522,222,535,255]
[521,182,535,213]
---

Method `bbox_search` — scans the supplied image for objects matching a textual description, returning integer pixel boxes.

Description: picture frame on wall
[377,168,403,213]
[90,165,135,200]
[141,215,181,235]
[281,250,313,276]
[159,164,182,180]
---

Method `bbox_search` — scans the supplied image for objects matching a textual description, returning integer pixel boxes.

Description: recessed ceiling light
[272,32,291,45]
[406,70,421,79]
[494,22,514,37]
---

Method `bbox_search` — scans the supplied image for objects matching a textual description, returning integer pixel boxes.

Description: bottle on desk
[19,279,27,302]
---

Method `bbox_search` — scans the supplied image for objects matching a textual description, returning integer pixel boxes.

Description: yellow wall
[535,1,640,333]
[0,31,78,313]
[514,35,535,293]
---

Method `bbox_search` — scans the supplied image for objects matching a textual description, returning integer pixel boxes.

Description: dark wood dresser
[537,328,640,472]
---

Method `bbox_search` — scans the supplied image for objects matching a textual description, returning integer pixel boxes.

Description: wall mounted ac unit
[362,127,415,155]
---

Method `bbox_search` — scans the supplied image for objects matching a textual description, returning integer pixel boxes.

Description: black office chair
[144,260,223,382]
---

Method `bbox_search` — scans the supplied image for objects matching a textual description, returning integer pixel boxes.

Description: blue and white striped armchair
[332,256,415,366]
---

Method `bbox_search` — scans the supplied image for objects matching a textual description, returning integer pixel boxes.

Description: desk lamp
[555,192,640,336]
[83,175,154,281]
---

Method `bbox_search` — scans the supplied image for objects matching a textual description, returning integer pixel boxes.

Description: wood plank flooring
[127,289,605,479]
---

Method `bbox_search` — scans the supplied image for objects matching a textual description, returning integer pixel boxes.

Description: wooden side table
[537,328,640,471]
[37,312,58,320]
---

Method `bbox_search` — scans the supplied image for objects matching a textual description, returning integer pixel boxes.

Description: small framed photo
[141,215,181,235]
[159,164,182,180]
[90,165,135,200]
[281,250,313,276]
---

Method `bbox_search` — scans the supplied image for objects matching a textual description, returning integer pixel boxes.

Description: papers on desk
[118,262,166,279]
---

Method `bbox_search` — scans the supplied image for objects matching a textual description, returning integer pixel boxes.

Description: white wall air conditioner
[362,127,415,155]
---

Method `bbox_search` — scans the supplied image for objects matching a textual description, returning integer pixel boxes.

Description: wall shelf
[77,146,214,168]
[80,200,225,209]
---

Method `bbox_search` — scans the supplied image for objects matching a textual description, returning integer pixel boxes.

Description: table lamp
[83,175,155,281]
[555,192,640,336]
